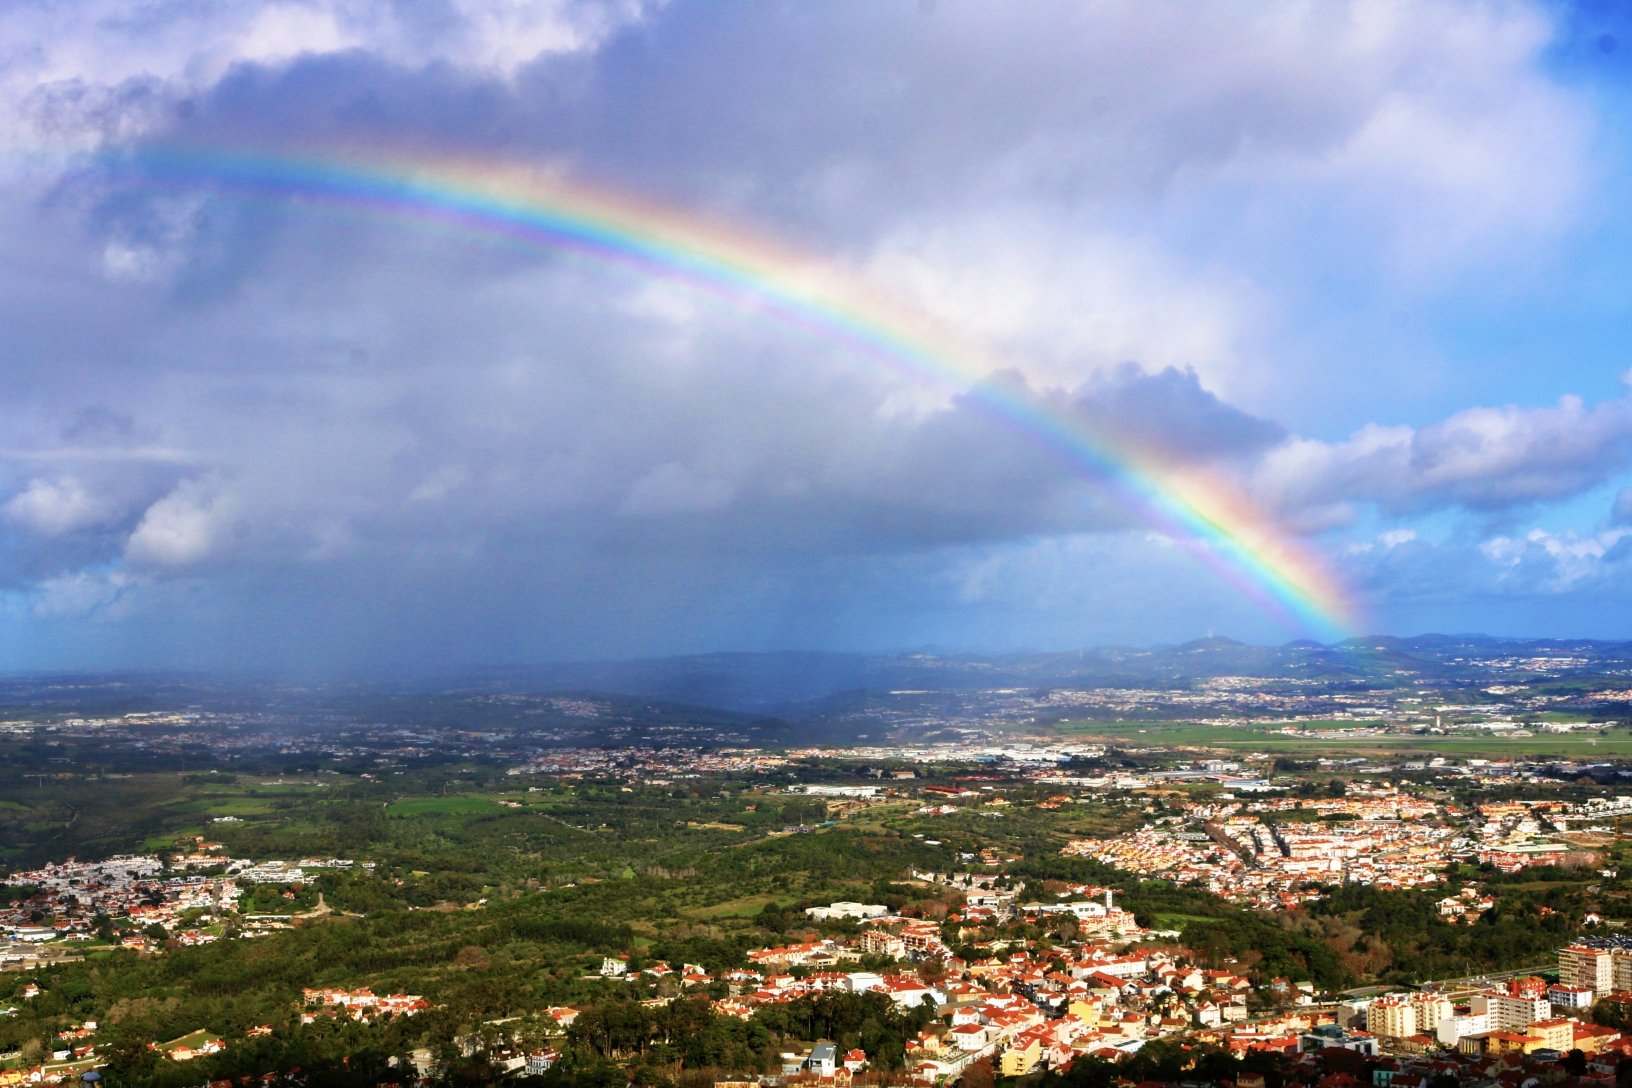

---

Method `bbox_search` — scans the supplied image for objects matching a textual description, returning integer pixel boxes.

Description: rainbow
[109,144,1359,639]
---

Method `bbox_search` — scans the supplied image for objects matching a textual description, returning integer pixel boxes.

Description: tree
[961,1058,995,1088]
[102,1032,158,1086]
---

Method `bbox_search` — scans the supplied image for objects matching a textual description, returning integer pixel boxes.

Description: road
[1397,964,1556,994]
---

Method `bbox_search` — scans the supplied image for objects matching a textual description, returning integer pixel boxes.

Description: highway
[1345,964,1558,995]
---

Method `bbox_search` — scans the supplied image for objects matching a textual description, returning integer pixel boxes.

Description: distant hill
[6,634,1631,727]
[423,634,1632,714]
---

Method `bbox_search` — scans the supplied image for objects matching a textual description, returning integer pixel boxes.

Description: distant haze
[1,633,1623,720]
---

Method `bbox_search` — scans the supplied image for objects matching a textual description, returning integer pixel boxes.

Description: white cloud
[1214,0,1586,269]
[0,0,662,152]
[28,569,137,618]
[2,477,120,536]
[1347,528,1417,555]
[1251,393,1632,520]
[865,219,1264,397]
[124,480,233,567]
[1479,527,1632,588]
[237,4,354,64]
[99,242,163,283]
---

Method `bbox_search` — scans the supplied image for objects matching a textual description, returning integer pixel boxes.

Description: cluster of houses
[0,856,271,951]
[1472,803,1577,874]
[0,850,384,960]
[1212,1020,1632,1088]
[1054,780,1617,913]
[0,1012,287,1084]
[1434,888,1499,924]
[150,1031,227,1062]
[623,904,1632,1088]
[709,929,1315,1082]
[299,988,432,1023]
[706,968,1632,1088]
[1065,812,1457,911]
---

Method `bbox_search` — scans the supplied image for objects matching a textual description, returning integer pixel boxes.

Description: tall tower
[1105,888,1113,912]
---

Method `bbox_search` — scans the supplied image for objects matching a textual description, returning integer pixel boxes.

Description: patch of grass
[199,797,280,814]
[681,894,796,920]
[143,826,205,848]
[387,797,505,817]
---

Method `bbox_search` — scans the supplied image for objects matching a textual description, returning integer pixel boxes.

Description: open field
[1059,719,1632,759]
[386,796,508,816]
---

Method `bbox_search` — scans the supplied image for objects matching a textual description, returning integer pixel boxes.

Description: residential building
[999,1033,1043,1077]
[1408,993,1452,1035]
[1471,990,1548,1030]
[1549,984,1594,1009]
[1367,998,1415,1039]
[1436,1012,1489,1047]
[1560,945,1614,993]
[806,1043,837,1078]
[1527,1019,1575,1052]
[1300,1025,1378,1056]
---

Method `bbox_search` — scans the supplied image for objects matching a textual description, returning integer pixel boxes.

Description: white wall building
[1471,991,1548,1030]
[1437,1012,1490,1046]
[806,902,888,921]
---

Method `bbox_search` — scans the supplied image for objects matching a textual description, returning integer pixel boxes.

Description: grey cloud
[71,0,1585,435]
[538,1,1581,236]
[1614,487,1632,525]
[1065,364,1286,464]
[0,164,1290,650]
[38,0,1579,267]
[618,463,734,517]
[5,129,1619,667]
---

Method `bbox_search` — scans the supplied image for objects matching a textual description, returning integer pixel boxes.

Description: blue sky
[3,0,1632,672]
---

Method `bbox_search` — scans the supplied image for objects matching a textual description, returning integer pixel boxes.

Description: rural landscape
[4,638,1632,1088]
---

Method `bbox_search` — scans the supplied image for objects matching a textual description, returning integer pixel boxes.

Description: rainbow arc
[115,145,1360,639]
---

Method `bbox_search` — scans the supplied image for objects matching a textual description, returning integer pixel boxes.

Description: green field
[1151,912,1218,930]
[1058,718,1632,759]
[386,796,507,816]
[143,826,205,848]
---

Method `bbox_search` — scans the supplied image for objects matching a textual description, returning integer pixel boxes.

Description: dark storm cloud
[1066,365,1286,464]
[0,169,1307,666]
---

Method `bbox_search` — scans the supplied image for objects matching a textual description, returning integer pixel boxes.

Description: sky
[3,0,1632,673]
